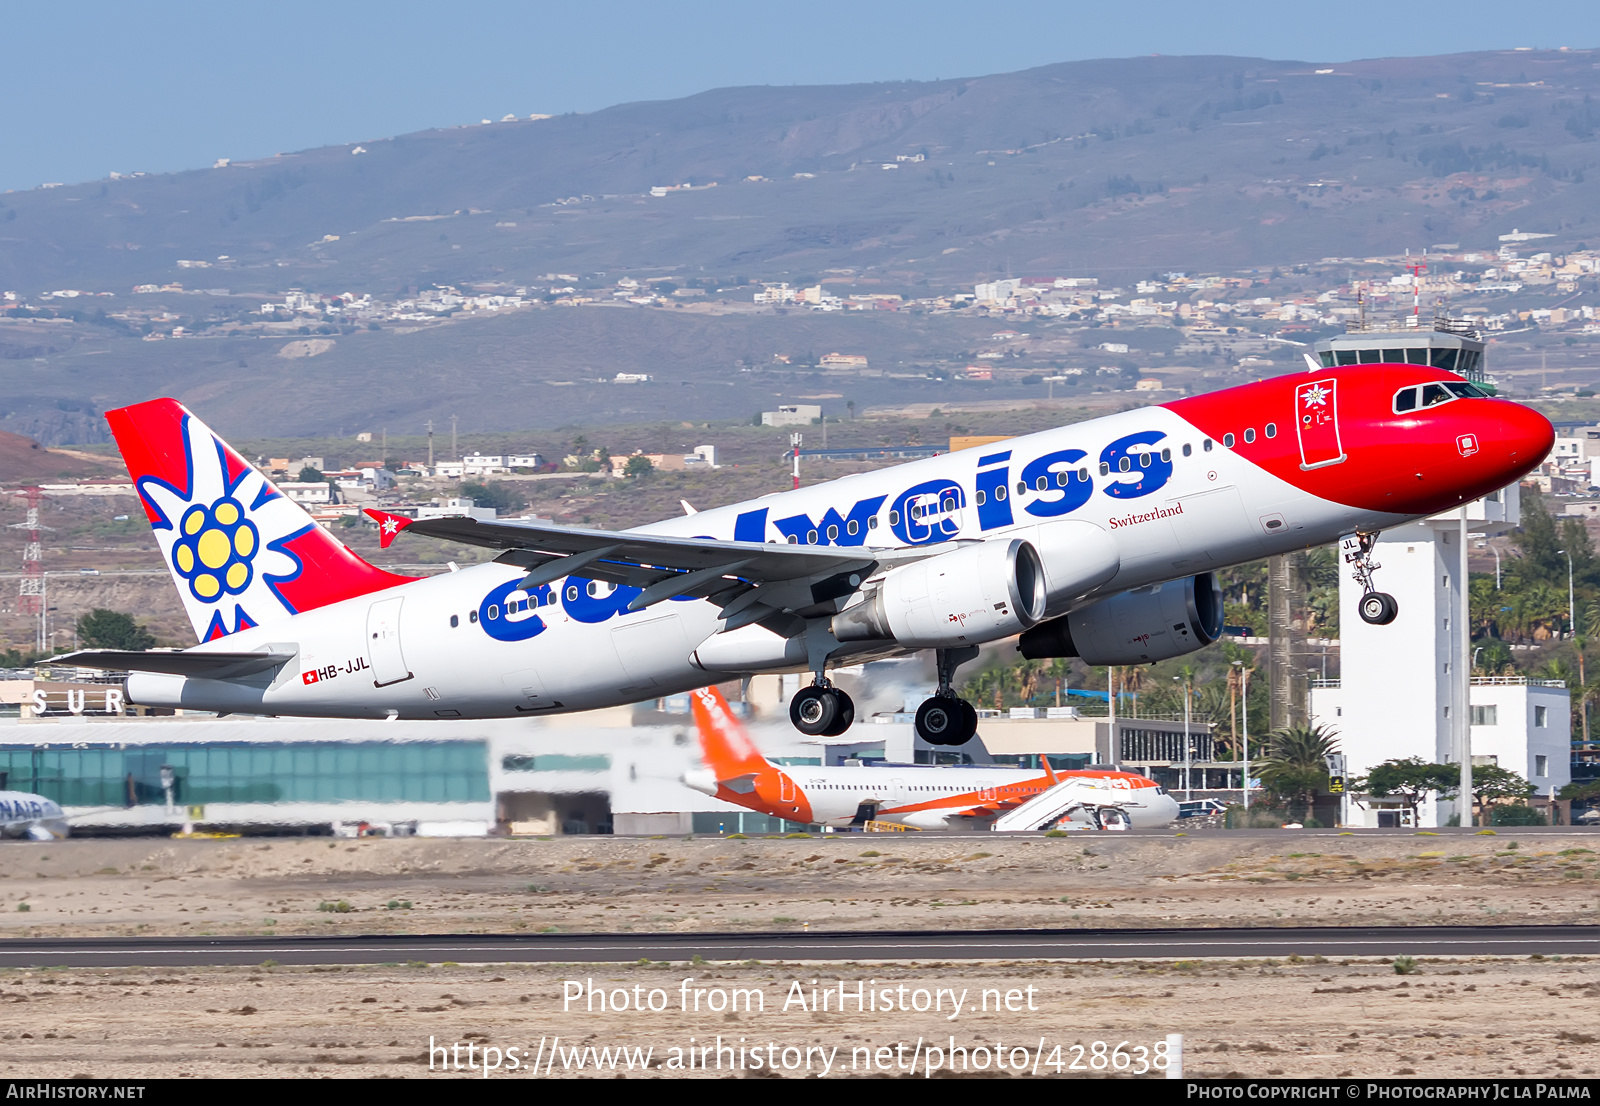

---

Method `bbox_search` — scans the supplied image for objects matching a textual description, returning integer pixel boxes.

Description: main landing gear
[915,645,980,747]
[790,681,855,738]
[1343,531,1398,626]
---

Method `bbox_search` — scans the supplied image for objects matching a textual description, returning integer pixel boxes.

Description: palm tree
[1256,724,1340,824]
[1123,665,1145,719]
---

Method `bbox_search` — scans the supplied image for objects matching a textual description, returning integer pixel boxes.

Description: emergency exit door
[366,596,413,687]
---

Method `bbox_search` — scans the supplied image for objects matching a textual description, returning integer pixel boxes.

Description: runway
[1,924,1596,967]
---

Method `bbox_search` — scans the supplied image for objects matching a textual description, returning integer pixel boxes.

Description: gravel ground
[2,830,1598,1079]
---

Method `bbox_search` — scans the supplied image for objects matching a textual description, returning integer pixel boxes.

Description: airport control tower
[1307,319,1571,827]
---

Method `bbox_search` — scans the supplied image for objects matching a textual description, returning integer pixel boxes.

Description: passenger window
[1138,452,1152,468]
[974,491,986,506]
[1055,471,1068,487]
[1203,439,1213,452]
[1395,388,1418,412]
[1264,423,1276,439]
[450,614,459,628]
[1118,457,1131,472]
[1099,462,1110,476]
[566,585,579,601]
[1036,476,1049,491]
[826,525,838,541]
[888,510,900,525]
[1223,433,1235,448]
[995,486,1007,501]
[1017,481,1027,495]
[1078,467,1089,481]
[469,609,480,623]
[1182,443,1192,457]
[1244,428,1256,444]
[868,515,879,529]
[487,605,499,620]
[807,530,818,544]
[847,519,859,536]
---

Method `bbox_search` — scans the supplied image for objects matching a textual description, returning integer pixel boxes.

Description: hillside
[3,49,1598,292]
[3,48,1600,443]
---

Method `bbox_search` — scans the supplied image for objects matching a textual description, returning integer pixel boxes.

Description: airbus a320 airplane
[682,684,1178,830]
[62,362,1551,746]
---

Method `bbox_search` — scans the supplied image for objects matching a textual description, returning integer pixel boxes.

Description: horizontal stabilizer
[52,649,295,681]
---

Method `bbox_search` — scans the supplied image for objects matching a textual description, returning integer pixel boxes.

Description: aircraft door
[779,773,795,803]
[1295,378,1346,469]
[366,596,413,687]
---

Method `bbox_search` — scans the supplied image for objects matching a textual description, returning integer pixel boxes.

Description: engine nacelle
[1013,520,1121,619]
[1017,572,1223,665]
[832,538,1047,649]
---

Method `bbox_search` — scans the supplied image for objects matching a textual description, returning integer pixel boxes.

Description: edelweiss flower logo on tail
[105,398,420,644]
[134,414,310,641]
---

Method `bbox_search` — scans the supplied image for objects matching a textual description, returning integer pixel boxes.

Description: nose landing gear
[915,645,981,746]
[1343,531,1398,626]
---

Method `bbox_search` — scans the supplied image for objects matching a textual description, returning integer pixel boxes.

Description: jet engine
[832,538,1046,649]
[1017,572,1223,665]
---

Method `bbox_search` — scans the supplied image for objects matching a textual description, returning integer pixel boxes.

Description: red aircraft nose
[1493,398,1556,473]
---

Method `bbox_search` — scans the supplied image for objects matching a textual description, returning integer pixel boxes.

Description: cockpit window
[1394,380,1491,414]
[1420,383,1453,408]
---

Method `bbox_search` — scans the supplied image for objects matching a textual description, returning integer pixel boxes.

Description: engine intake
[832,538,1047,649]
[1018,572,1223,665]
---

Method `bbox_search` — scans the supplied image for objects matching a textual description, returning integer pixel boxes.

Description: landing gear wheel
[916,696,979,746]
[820,689,855,737]
[790,685,839,736]
[1358,591,1398,626]
[959,699,978,738]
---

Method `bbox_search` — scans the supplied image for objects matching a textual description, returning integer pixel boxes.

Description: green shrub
[1392,956,1419,975]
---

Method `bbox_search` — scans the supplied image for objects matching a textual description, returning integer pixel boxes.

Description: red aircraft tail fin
[105,398,415,642]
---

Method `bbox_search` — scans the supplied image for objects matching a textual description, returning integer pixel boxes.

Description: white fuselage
[786,766,1178,830]
[0,792,69,841]
[129,405,1401,719]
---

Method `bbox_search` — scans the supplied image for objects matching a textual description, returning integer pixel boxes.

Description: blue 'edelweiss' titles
[469,429,1175,636]
[136,416,315,641]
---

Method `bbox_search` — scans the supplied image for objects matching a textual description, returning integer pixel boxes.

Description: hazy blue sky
[3,0,1598,193]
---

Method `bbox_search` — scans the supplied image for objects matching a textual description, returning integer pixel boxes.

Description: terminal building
[0,666,1215,836]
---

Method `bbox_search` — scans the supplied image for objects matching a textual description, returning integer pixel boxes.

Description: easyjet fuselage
[129,365,1552,719]
[694,763,1178,830]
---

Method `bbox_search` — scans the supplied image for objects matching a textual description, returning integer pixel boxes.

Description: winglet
[364,508,413,549]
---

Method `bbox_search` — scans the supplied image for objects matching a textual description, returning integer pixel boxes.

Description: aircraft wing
[368,510,957,629]
[50,649,296,680]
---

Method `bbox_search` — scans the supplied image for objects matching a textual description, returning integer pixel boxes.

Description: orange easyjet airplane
[681,685,1179,831]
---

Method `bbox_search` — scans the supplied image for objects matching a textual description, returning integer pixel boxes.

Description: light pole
[1233,661,1251,812]
[1176,674,1192,798]
[1558,548,1576,639]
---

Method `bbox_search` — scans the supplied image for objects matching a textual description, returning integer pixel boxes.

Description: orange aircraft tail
[689,686,769,782]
